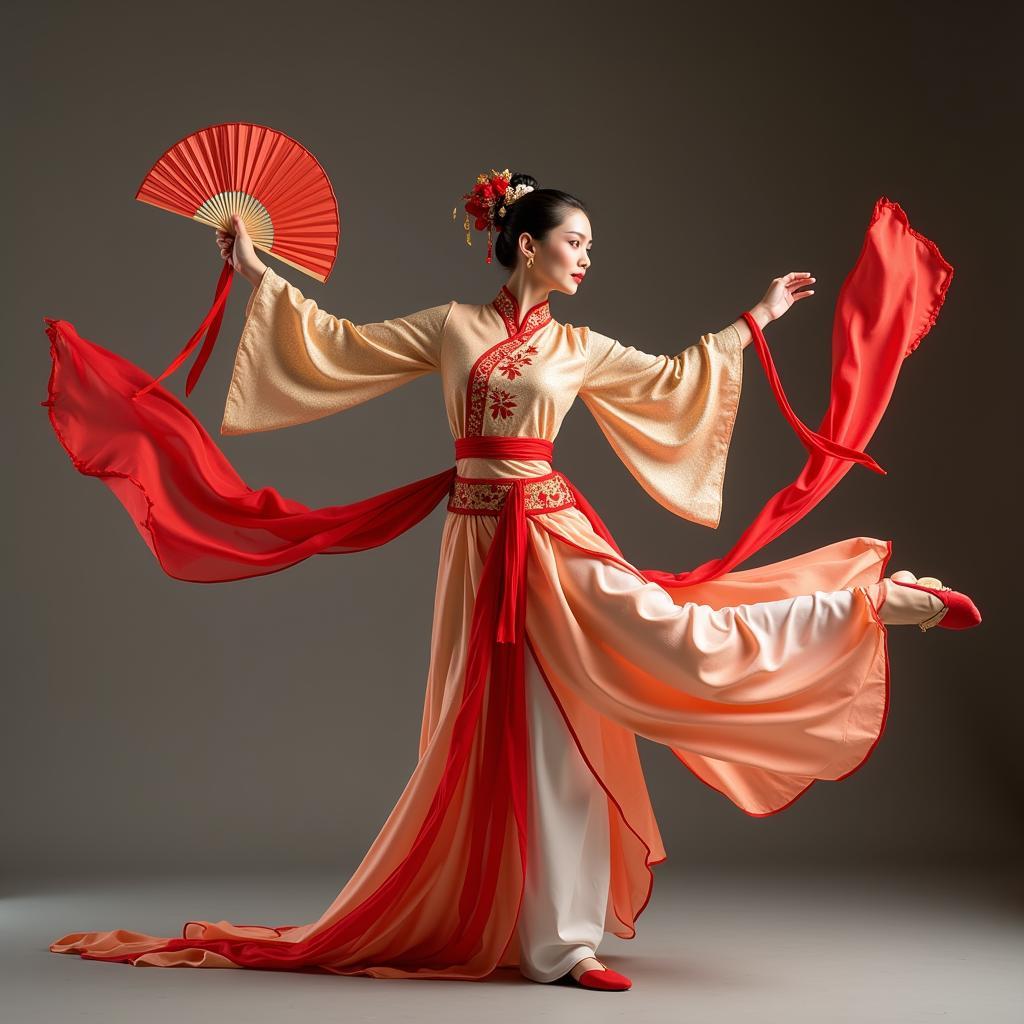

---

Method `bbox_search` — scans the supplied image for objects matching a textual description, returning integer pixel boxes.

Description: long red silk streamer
[40,197,952,972]
[743,310,885,475]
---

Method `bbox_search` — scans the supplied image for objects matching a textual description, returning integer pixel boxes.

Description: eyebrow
[565,231,594,244]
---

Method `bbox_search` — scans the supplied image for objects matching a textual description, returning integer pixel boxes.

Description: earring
[527,256,534,269]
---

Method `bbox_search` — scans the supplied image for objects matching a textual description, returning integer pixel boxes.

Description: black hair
[492,173,590,270]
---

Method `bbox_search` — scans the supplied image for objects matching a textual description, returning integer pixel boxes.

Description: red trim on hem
[672,537,894,817]
[536,519,895,820]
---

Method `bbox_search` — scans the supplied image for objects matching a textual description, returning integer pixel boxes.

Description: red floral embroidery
[497,345,538,381]
[489,388,517,420]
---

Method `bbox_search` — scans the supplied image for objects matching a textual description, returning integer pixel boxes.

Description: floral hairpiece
[451,167,535,263]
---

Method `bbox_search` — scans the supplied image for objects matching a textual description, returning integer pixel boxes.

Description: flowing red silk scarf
[41,197,952,972]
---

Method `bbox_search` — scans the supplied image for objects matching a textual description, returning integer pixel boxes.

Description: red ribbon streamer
[742,311,885,475]
[133,260,235,400]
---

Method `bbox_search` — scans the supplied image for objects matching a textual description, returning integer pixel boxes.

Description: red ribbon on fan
[131,121,340,400]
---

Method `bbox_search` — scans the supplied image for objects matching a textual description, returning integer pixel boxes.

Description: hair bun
[508,172,538,191]
[497,172,538,221]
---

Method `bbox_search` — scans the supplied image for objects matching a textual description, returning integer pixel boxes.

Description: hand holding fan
[132,122,340,398]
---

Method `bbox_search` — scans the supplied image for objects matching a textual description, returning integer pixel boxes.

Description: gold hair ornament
[451,168,535,263]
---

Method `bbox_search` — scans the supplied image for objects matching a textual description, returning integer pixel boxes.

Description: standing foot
[570,956,605,981]
[564,955,633,990]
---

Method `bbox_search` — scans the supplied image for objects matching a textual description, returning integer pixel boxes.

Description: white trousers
[515,643,612,983]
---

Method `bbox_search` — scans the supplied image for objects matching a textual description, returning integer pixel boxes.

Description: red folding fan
[132,121,340,398]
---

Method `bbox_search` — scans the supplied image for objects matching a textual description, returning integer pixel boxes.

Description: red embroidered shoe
[563,959,632,990]
[889,578,982,632]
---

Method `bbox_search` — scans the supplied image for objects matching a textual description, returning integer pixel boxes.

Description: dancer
[43,171,979,990]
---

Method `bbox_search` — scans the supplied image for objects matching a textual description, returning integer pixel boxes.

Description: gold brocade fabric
[447,472,576,515]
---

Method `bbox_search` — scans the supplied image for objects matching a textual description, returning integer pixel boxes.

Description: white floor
[5,865,1021,1023]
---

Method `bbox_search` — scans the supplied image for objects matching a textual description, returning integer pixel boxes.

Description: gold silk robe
[51,266,890,978]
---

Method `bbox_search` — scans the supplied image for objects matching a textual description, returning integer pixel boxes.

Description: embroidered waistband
[447,470,576,516]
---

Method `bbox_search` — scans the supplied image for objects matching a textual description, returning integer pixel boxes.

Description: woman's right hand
[216,214,267,284]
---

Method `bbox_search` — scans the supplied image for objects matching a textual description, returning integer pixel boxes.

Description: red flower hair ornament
[452,167,535,263]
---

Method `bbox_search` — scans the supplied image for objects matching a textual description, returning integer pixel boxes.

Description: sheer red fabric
[40,196,952,973]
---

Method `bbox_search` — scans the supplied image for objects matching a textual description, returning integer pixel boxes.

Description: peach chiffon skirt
[51,499,888,977]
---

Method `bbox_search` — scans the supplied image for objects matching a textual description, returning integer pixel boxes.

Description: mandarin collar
[491,284,552,336]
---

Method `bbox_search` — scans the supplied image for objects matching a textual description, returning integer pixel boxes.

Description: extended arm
[220,266,452,436]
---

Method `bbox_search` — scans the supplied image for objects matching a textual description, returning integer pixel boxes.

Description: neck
[502,270,552,317]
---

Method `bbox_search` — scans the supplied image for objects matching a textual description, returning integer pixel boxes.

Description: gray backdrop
[5,0,1019,881]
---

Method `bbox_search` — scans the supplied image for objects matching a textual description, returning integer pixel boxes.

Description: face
[520,207,593,296]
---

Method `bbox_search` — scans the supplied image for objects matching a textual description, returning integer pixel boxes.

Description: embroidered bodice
[441,285,578,446]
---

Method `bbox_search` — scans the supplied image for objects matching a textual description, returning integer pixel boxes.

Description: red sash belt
[451,435,556,645]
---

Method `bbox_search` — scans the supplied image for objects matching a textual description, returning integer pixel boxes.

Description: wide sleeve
[577,323,744,529]
[220,265,454,436]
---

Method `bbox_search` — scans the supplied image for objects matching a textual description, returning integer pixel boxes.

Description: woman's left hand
[756,272,816,324]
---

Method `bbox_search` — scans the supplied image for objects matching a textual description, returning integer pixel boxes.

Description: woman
[45,171,979,990]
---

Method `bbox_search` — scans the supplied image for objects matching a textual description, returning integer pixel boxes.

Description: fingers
[773,273,815,303]
[216,228,234,264]
[216,229,234,262]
